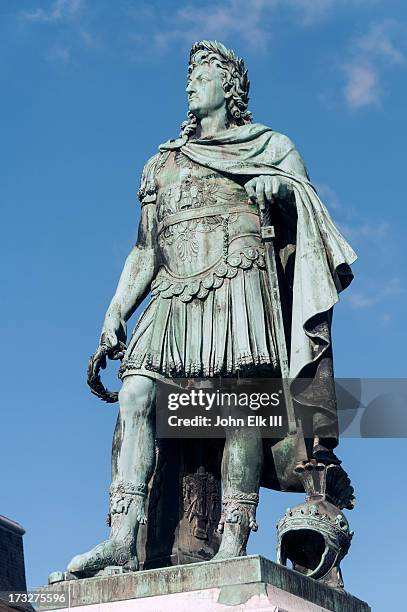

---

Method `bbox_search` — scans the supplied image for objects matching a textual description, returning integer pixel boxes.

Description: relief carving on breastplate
[157,176,237,263]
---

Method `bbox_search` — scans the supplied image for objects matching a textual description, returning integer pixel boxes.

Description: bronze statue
[62,41,357,584]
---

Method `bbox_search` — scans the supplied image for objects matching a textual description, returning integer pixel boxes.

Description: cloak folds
[159,123,357,447]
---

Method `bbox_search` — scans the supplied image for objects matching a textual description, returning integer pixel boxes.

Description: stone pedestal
[42,555,370,612]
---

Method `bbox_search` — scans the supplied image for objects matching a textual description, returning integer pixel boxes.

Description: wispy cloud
[23,0,83,23]
[287,0,382,25]
[47,44,71,63]
[130,0,374,53]
[20,0,387,68]
[286,0,336,25]
[80,30,97,48]
[343,63,379,109]
[21,0,96,63]
[357,20,404,64]
[378,312,391,324]
[315,183,341,210]
[148,0,276,51]
[348,277,403,309]
[343,20,405,109]
[337,220,389,241]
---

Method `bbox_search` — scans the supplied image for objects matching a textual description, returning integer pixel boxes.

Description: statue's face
[186,63,226,119]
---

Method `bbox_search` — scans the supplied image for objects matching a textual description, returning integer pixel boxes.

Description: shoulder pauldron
[137,153,162,206]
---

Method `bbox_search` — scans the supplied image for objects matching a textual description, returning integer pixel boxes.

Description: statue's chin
[188,105,200,117]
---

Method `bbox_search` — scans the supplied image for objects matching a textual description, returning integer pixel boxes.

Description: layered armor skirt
[119,246,279,380]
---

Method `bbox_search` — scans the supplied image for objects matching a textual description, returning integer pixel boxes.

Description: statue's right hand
[87,339,126,403]
[86,339,124,403]
[88,333,126,380]
[99,312,127,360]
[87,317,127,401]
[99,327,119,353]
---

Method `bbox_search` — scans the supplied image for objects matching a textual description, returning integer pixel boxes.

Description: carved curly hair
[181,40,252,138]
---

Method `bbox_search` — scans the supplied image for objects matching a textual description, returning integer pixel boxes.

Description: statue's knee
[119,376,155,420]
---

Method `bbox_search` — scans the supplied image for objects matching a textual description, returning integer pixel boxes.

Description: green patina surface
[61,41,360,597]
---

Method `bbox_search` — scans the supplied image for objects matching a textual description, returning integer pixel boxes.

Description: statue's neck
[198,107,228,139]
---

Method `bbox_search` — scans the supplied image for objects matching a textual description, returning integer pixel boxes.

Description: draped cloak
[157,123,356,384]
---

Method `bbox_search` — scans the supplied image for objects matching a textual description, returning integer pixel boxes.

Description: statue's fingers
[93,347,107,372]
[279,178,291,198]
[264,178,274,202]
[271,177,280,196]
[101,331,118,350]
[245,180,256,201]
[255,179,266,209]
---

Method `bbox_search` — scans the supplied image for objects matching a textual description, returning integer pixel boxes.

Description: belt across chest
[157,202,259,236]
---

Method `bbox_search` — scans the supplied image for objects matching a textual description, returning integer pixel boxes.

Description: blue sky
[1,0,406,608]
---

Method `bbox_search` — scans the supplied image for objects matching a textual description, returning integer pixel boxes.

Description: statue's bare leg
[212,427,262,560]
[67,375,156,576]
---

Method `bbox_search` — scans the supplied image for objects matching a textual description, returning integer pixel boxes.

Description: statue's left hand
[244,176,292,210]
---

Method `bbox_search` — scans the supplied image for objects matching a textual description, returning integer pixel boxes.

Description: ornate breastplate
[155,151,262,278]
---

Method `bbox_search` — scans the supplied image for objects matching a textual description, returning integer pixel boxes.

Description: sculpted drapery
[162,124,356,379]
